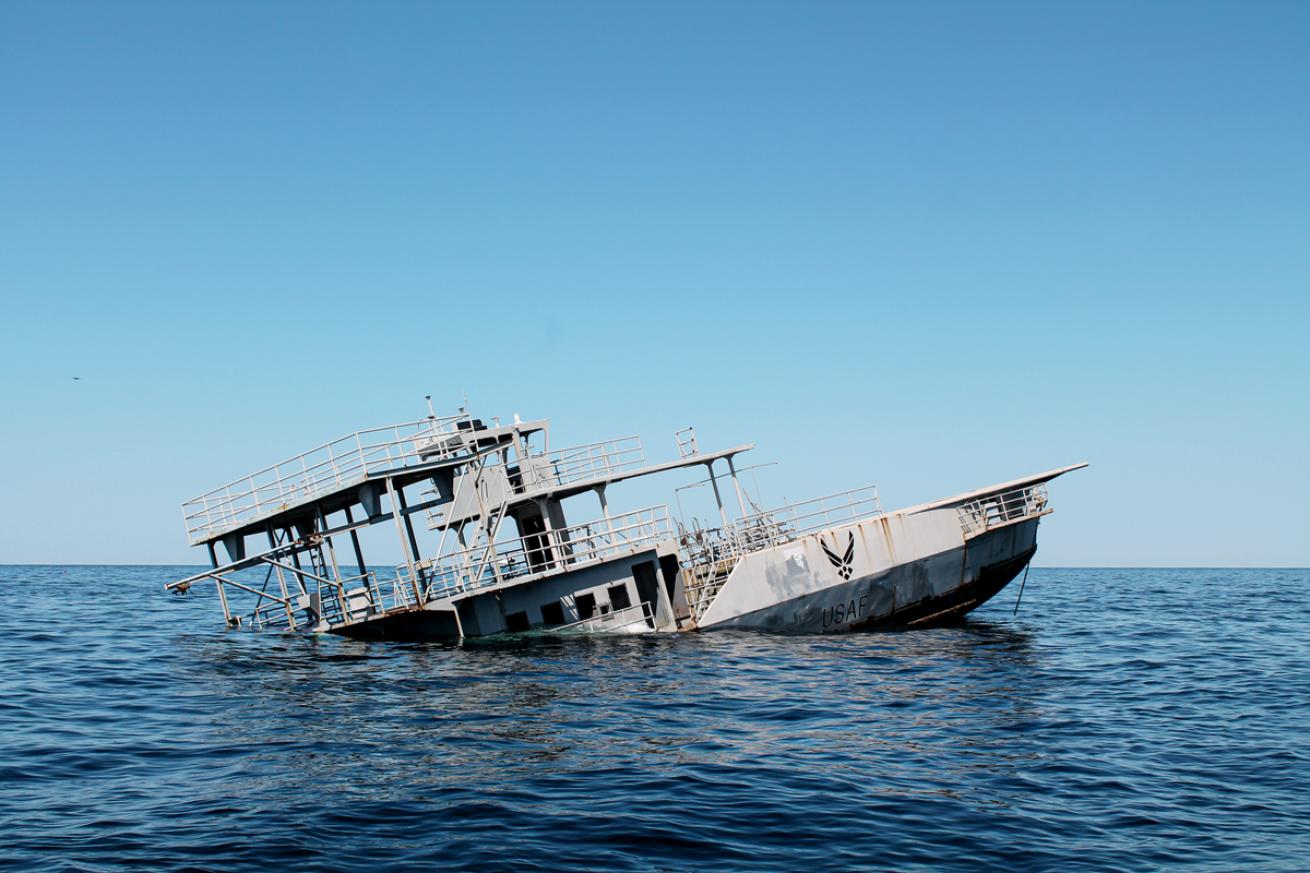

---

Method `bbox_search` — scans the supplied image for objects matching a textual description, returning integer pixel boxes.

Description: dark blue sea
[2,567,1307,872]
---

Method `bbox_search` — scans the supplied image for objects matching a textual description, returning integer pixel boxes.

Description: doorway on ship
[519,513,555,572]
[631,560,662,630]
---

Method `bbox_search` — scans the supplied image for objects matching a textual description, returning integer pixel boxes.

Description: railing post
[223,485,235,529]
[386,476,423,605]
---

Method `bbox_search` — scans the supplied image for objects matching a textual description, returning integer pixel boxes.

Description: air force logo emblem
[819,531,856,580]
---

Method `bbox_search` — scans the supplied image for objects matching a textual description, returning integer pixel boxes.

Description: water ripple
[1,566,1308,871]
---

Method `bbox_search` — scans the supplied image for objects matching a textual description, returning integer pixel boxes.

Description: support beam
[726,456,749,519]
[386,476,423,605]
[343,506,368,575]
[215,579,234,626]
[452,601,466,640]
[273,561,296,630]
[706,461,729,527]
[396,487,423,574]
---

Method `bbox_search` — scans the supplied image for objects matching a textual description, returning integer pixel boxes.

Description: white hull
[698,510,1040,633]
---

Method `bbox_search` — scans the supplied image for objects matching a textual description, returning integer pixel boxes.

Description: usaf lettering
[822,593,870,627]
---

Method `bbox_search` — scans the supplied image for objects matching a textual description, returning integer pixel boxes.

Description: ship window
[505,611,529,632]
[540,601,565,626]
[575,593,596,619]
[608,584,632,611]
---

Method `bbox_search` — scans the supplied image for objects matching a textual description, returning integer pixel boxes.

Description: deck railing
[424,505,672,600]
[520,436,646,490]
[729,486,883,551]
[208,561,422,633]
[424,435,647,529]
[554,601,654,634]
[956,483,1050,537]
[678,486,883,619]
[181,415,471,545]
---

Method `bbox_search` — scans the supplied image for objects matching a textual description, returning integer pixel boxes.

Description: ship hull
[696,515,1040,633]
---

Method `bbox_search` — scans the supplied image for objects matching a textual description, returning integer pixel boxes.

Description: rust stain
[878,516,896,565]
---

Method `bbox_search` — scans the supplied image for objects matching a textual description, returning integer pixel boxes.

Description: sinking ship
[168,405,1085,638]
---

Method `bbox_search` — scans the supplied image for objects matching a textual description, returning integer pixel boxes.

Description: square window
[540,601,565,626]
[575,592,597,619]
[505,611,530,632]
[608,584,632,611]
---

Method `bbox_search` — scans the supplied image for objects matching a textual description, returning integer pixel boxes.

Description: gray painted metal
[168,401,1085,641]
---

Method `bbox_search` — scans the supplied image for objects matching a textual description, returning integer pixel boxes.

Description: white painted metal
[182,414,471,544]
[424,505,672,601]
[169,400,1085,640]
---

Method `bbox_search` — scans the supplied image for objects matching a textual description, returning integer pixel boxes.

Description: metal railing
[675,426,699,458]
[181,415,471,544]
[423,435,647,529]
[310,570,418,629]
[519,436,646,490]
[201,556,406,632]
[677,486,882,620]
[956,483,1050,537]
[553,601,654,634]
[424,505,672,600]
[729,486,882,551]
[679,525,744,620]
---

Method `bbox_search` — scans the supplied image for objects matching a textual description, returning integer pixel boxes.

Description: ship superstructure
[168,404,1084,638]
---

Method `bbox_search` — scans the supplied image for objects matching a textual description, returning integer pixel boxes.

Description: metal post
[344,506,367,575]
[726,456,748,519]
[535,498,556,572]
[386,476,423,605]
[288,529,304,573]
[451,600,466,640]
[396,488,423,574]
[274,562,296,629]
[512,427,531,488]
[216,579,234,627]
[706,461,729,527]
[327,538,348,622]
[597,484,611,520]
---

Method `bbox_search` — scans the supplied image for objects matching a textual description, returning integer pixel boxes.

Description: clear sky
[2,1,1307,566]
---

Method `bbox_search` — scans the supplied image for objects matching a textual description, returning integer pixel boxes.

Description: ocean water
[1,567,1307,872]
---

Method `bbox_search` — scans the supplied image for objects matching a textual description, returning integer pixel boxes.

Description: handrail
[554,601,654,634]
[677,485,883,621]
[181,414,473,544]
[517,436,646,491]
[956,484,1050,536]
[729,486,882,551]
[425,505,672,600]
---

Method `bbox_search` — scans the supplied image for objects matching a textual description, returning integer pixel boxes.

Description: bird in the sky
[72,376,80,381]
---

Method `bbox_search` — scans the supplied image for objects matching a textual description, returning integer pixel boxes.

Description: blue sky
[1,1,1306,566]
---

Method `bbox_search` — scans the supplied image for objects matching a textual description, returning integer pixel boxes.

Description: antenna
[424,394,436,419]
